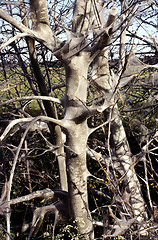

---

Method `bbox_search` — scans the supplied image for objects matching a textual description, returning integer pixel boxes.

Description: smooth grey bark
[55,125,68,191]
[62,2,117,238]
[64,53,94,239]
[91,44,148,230]
[110,106,147,223]
[111,0,147,225]
[1,0,156,239]
[0,0,117,238]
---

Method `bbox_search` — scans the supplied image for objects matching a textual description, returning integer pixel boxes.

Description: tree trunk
[64,53,94,239]
[92,45,148,226]
[110,106,148,223]
[111,0,147,225]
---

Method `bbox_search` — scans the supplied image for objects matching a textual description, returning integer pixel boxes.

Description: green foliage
[55,218,84,240]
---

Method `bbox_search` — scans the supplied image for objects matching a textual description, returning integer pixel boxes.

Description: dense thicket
[0,0,158,239]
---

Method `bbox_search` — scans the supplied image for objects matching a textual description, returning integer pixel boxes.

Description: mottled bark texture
[91,43,147,228]
[0,0,151,239]
[28,0,148,238]
[64,53,94,239]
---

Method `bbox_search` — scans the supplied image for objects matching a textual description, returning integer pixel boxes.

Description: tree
[0,0,158,239]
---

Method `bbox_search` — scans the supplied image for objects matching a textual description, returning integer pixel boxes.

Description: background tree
[0,0,158,239]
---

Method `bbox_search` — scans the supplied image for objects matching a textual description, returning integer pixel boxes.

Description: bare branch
[0,9,33,34]
[0,116,66,142]
[0,33,32,51]
[0,96,62,107]
[0,8,58,51]
[10,188,54,205]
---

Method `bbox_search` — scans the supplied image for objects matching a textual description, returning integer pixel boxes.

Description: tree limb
[0,96,62,107]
